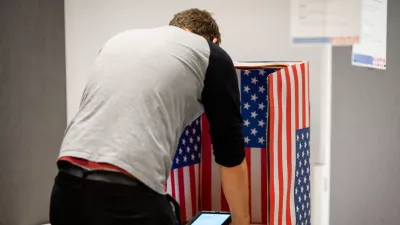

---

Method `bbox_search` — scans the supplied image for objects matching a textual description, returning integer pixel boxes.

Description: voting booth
[166,62,311,225]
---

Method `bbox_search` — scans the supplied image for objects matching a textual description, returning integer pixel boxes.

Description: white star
[191,154,196,160]
[301,169,304,175]
[299,161,303,168]
[304,194,307,201]
[258,137,265,144]
[175,158,179,164]
[258,120,265,127]
[251,77,259,84]
[183,156,188,162]
[307,167,310,174]
[304,159,308,166]
[308,209,311,216]
[244,70,251,75]
[244,120,250,127]
[307,202,309,208]
[304,176,307,183]
[295,188,298,194]
[179,148,183,154]
[307,150,310,156]
[185,129,189,136]
[299,143,302,149]
[251,128,258,136]
[303,211,306,218]
[297,135,299,141]
[186,147,190,153]
[197,136,200,142]
[251,111,258,118]
[297,153,300,159]
[258,103,265,110]
[301,222,304,225]
[198,153,201,159]
[306,132,309,139]
[259,69,266,76]
[192,128,196,134]
[196,119,199,125]
[244,136,250,144]
[259,86,266,93]
[299,214,302,221]
[298,196,302,203]
[304,141,308,148]
[194,145,198,151]
[305,219,308,225]
[244,85,251,93]
[302,133,305,140]
[189,137,194,144]
[296,206,299,212]
[298,179,301,185]
[307,185,310,191]
[302,151,305,157]
[302,204,305,211]
[251,94,258,101]
[296,170,299,177]
[301,186,304,193]
[182,139,186,145]
[244,102,250,110]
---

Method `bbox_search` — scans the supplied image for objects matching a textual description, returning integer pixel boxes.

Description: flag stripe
[293,66,300,130]
[289,65,297,225]
[201,115,212,210]
[189,165,197,217]
[270,71,278,225]
[281,69,288,225]
[305,63,310,127]
[300,63,306,128]
[261,147,268,224]
[246,148,252,220]
[284,67,293,225]
[178,168,186,222]
[277,70,284,225]
[297,64,303,129]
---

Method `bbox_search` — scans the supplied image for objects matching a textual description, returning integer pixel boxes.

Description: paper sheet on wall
[351,0,387,70]
[290,0,362,45]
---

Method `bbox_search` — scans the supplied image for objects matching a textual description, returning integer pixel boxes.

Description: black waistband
[58,161,140,186]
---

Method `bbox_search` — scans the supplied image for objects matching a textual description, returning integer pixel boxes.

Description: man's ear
[212,38,218,44]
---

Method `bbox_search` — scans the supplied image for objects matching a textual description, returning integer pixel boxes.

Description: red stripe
[268,75,276,225]
[171,170,176,199]
[284,67,293,225]
[201,114,212,210]
[245,148,252,220]
[300,63,306,127]
[178,168,186,222]
[277,70,284,225]
[189,165,197,217]
[293,66,299,130]
[261,148,268,224]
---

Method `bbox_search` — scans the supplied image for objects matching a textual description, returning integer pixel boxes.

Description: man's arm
[201,41,250,225]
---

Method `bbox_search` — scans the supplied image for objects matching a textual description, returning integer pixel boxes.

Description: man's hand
[220,159,250,225]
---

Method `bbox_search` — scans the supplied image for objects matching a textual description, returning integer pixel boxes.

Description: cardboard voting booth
[166,62,311,225]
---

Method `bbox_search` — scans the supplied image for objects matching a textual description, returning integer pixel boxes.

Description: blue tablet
[187,211,231,225]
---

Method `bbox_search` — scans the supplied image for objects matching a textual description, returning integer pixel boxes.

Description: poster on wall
[351,0,388,70]
[290,0,362,46]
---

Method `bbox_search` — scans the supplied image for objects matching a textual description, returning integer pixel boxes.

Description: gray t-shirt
[59,26,245,194]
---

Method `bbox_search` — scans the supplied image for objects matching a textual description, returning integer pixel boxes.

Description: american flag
[165,117,201,223]
[268,62,311,225]
[200,67,278,224]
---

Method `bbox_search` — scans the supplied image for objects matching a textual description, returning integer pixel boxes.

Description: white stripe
[296,64,303,128]
[166,174,173,195]
[272,73,279,225]
[195,163,200,213]
[211,146,221,211]
[174,170,180,203]
[183,166,192,220]
[289,65,297,225]
[281,69,288,225]
[250,148,262,223]
[305,62,310,127]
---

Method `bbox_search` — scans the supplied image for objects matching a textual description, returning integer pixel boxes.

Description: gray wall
[330,0,400,224]
[0,1,66,225]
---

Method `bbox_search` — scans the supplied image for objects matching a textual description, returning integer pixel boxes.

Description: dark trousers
[49,163,175,225]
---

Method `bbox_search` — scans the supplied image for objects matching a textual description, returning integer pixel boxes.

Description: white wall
[65,1,331,224]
